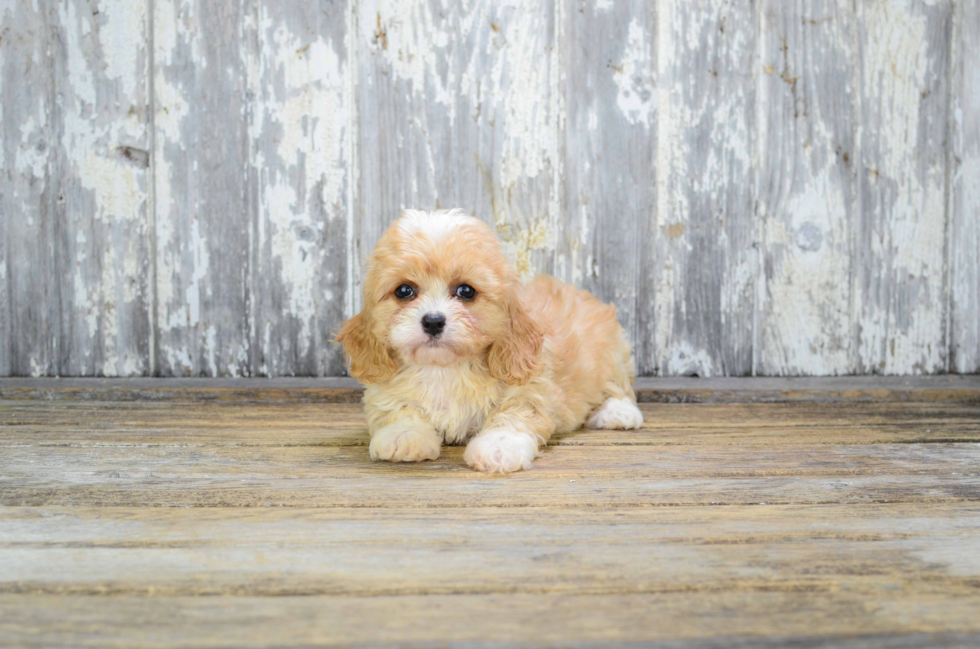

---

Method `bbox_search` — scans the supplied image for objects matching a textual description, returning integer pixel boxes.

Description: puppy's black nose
[421,312,446,337]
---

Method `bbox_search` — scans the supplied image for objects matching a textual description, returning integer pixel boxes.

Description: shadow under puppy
[337,209,643,474]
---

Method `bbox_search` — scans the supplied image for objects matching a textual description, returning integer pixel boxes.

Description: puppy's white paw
[369,419,441,462]
[587,397,644,430]
[464,429,541,474]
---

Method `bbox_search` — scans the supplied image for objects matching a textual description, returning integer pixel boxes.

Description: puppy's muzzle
[421,312,446,337]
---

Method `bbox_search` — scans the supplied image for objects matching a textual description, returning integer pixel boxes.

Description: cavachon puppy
[337,209,643,474]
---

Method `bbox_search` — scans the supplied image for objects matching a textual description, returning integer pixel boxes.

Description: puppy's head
[337,209,541,384]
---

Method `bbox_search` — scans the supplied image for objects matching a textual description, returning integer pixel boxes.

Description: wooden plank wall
[0,0,977,377]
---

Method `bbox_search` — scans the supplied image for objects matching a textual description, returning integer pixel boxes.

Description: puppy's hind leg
[587,331,644,430]
[586,396,644,430]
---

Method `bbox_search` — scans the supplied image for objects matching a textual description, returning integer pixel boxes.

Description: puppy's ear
[335,311,398,383]
[487,294,543,385]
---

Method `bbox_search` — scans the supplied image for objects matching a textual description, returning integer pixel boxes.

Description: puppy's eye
[455,284,477,301]
[394,284,415,300]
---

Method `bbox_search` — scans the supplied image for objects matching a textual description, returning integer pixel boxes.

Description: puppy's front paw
[369,419,441,462]
[464,429,541,474]
[587,397,644,430]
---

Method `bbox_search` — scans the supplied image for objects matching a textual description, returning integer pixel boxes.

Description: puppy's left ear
[335,311,398,383]
[487,293,543,385]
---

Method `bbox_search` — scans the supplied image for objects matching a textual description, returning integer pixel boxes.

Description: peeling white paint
[858,0,947,374]
[461,1,558,278]
[613,19,655,126]
[15,114,47,178]
[55,0,149,376]
[367,1,453,107]
[762,166,853,374]
[667,341,715,378]
[96,0,146,101]
[249,3,348,369]
[3,0,977,377]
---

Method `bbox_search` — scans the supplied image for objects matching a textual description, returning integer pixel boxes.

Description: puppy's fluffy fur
[338,209,643,473]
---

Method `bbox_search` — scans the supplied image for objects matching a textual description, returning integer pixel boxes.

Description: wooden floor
[1,377,980,648]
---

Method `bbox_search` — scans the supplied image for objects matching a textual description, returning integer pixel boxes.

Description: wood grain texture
[153,0,251,376]
[2,375,980,404]
[1,595,978,649]
[2,503,979,596]
[757,0,857,375]
[354,0,558,307]
[4,441,979,508]
[1,384,980,645]
[353,0,455,274]
[247,0,350,377]
[3,0,980,378]
[653,0,757,377]
[855,0,952,374]
[1,0,60,376]
[949,0,980,373]
[456,0,559,281]
[54,0,152,377]
[4,400,980,447]
[560,0,655,365]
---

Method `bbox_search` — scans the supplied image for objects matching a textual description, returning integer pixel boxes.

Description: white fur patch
[464,428,541,474]
[397,208,479,241]
[586,398,644,430]
[369,418,441,462]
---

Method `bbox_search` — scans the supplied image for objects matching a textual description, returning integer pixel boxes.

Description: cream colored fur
[337,209,642,474]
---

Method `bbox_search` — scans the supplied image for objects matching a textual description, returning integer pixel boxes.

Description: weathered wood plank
[0,386,978,645]
[2,503,979,596]
[856,0,952,374]
[0,0,10,376]
[3,375,980,403]
[153,0,250,376]
[0,201,6,376]
[1,594,978,648]
[3,400,979,447]
[247,0,349,377]
[949,0,980,373]
[0,1,60,376]
[757,0,857,375]
[2,442,978,507]
[560,0,655,359]
[353,0,454,292]
[354,0,558,307]
[53,0,152,377]
[456,0,559,280]
[652,0,757,377]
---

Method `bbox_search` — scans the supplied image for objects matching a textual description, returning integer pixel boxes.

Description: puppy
[337,209,643,474]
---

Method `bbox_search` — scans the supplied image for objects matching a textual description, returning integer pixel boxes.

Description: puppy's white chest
[401,366,500,444]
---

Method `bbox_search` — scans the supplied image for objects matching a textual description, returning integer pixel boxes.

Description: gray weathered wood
[1,594,978,648]
[757,0,857,375]
[353,0,456,300]
[153,0,251,376]
[246,0,349,376]
[1,1,60,376]
[354,0,558,309]
[3,374,980,404]
[560,0,655,370]
[949,0,980,373]
[2,0,979,378]
[3,503,979,596]
[1,383,979,645]
[54,0,152,377]
[454,0,559,281]
[652,0,757,377]
[856,0,952,374]
[4,441,979,508]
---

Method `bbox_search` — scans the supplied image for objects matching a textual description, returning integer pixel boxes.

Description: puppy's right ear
[335,311,398,383]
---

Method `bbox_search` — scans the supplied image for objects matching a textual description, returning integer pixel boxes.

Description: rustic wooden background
[1,0,977,378]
